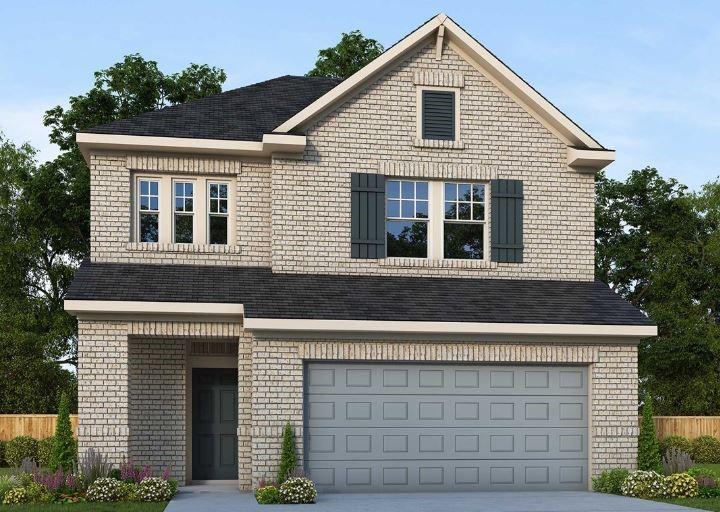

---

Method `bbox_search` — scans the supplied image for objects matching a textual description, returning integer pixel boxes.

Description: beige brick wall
[271,42,595,280]
[89,153,271,266]
[250,338,638,485]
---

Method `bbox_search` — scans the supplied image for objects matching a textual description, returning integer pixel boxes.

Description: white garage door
[304,363,588,492]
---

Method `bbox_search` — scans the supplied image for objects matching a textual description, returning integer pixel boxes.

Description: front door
[192,368,238,480]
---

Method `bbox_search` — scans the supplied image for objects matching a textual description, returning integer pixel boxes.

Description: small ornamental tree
[638,391,663,473]
[277,421,297,484]
[51,392,76,470]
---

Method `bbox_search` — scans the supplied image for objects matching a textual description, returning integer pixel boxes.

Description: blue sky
[1,0,718,189]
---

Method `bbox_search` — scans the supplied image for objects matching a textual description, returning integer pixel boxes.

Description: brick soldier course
[66,14,654,492]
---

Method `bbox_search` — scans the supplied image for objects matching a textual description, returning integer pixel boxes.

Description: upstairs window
[443,182,486,259]
[208,182,229,245]
[386,179,428,258]
[173,181,194,243]
[138,179,160,242]
[422,90,455,140]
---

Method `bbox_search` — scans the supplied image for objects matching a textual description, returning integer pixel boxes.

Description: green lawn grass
[0,503,168,511]
[657,497,720,511]
[694,464,720,473]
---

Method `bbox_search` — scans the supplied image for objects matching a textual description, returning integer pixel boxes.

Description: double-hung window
[208,182,229,245]
[173,181,194,243]
[138,179,160,243]
[386,180,429,258]
[385,180,487,260]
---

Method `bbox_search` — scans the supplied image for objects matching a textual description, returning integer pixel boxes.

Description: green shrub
[592,468,630,494]
[621,470,667,498]
[255,485,282,504]
[690,436,720,463]
[86,477,122,502]
[688,466,720,479]
[2,486,28,505]
[136,477,173,502]
[25,481,54,503]
[117,481,139,502]
[5,436,38,467]
[277,421,297,484]
[36,437,54,467]
[637,392,663,472]
[665,473,699,498]
[51,392,76,470]
[659,436,691,457]
[0,440,6,466]
[0,475,20,502]
[278,477,317,504]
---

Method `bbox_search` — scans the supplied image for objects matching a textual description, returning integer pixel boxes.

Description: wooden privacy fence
[0,415,78,441]
[650,416,720,440]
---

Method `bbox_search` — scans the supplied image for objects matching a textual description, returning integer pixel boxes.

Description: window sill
[381,257,497,269]
[414,138,465,150]
[126,242,240,254]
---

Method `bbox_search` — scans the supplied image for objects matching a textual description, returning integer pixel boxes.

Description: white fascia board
[75,132,306,161]
[273,14,446,133]
[567,147,616,171]
[64,299,243,317]
[243,318,657,338]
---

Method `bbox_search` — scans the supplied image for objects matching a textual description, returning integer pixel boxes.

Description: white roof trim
[243,317,657,338]
[274,13,604,150]
[75,132,306,161]
[568,147,616,171]
[64,299,244,317]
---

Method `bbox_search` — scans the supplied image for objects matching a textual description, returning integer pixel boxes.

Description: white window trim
[386,179,489,262]
[415,85,461,142]
[133,174,235,246]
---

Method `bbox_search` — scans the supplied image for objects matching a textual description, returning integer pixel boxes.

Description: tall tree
[596,168,720,414]
[0,55,226,413]
[307,30,383,79]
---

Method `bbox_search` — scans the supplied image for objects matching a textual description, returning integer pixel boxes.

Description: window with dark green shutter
[490,179,524,263]
[350,173,385,259]
[422,90,455,140]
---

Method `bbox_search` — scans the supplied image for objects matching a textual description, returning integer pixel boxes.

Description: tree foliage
[0,55,226,413]
[637,391,663,472]
[51,391,76,470]
[307,30,383,79]
[277,421,297,484]
[596,167,720,414]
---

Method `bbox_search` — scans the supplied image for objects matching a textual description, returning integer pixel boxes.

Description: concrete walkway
[165,485,700,512]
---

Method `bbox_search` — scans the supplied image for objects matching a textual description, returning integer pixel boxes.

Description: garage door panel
[306,459,587,492]
[306,427,587,460]
[305,395,587,428]
[305,363,588,492]
[306,364,586,396]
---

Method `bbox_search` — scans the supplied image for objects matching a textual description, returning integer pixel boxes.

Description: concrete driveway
[165,485,700,512]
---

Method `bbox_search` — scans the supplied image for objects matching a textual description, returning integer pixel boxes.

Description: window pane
[458,202,471,220]
[175,182,183,196]
[444,222,484,259]
[386,220,427,258]
[185,182,194,196]
[472,203,485,221]
[140,181,149,195]
[415,182,428,200]
[387,199,400,218]
[140,196,149,211]
[175,198,184,211]
[149,197,159,211]
[149,181,158,195]
[210,184,218,198]
[219,184,228,198]
[445,201,456,220]
[219,199,228,214]
[387,180,400,199]
[444,183,457,201]
[174,214,193,243]
[415,199,428,218]
[140,213,159,243]
[473,184,484,202]
[185,198,194,212]
[458,183,471,201]
[209,215,228,245]
[401,200,415,218]
[401,181,415,199]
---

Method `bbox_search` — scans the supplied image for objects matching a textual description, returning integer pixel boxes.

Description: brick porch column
[77,320,130,465]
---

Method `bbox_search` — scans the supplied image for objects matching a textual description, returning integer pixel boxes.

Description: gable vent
[422,90,455,140]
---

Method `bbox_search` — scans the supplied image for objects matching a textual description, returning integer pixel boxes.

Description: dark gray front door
[304,363,588,492]
[192,368,238,480]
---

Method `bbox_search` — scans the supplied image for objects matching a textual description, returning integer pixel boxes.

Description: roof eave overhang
[64,299,244,320]
[75,132,306,163]
[567,147,616,171]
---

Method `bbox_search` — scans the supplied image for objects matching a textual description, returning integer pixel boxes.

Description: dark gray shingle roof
[82,75,341,141]
[67,261,652,326]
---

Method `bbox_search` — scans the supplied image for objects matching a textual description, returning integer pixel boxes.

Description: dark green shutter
[491,179,524,263]
[422,90,455,140]
[351,173,385,258]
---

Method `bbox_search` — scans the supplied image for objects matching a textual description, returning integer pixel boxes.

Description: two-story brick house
[65,14,655,492]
